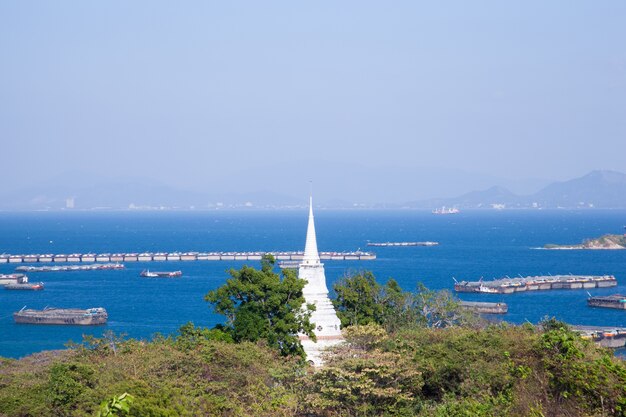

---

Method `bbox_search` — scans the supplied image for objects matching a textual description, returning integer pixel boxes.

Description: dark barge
[4,282,44,290]
[459,301,508,314]
[587,294,626,310]
[13,307,108,325]
[572,325,626,348]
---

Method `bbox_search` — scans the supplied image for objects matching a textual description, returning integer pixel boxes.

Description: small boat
[432,206,460,215]
[4,282,44,290]
[477,285,500,294]
[0,273,28,285]
[278,260,301,269]
[140,270,182,278]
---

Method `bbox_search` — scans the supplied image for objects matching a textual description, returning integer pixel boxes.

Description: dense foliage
[0,330,302,417]
[332,272,475,331]
[205,254,315,357]
[1,269,625,416]
[1,322,625,416]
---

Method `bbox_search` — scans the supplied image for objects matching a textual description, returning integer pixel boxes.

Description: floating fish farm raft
[0,251,375,263]
[454,275,617,294]
[367,241,439,247]
[15,263,124,272]
[13,307,108,325]
[587,294,626,310]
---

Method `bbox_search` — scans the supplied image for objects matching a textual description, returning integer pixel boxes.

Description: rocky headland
[544,233,626,250]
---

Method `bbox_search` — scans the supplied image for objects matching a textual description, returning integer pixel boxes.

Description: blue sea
[1,209,625,359]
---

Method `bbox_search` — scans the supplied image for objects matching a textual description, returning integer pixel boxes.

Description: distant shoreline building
[298,196,344,365]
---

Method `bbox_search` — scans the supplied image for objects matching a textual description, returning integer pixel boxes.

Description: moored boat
[432,206,460,215]
[459,301,508,314]
[140,270,182,278]
[0,274,28,285]
[587,294,626,310]
[4,282,44,290]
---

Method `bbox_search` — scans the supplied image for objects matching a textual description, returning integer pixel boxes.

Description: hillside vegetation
[1,322,625,416]
[1,266,625,416]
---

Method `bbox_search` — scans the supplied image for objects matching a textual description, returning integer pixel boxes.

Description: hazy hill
[410,170,626,209]
[1,169,625,210]
[411,186,521,209]
[0,179,303,210]
[531,170,626,208]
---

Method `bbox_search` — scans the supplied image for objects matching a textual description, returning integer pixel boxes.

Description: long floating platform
[0,251,375,264]
[367,241,438,247]
[454,275,617,294]
[15,263,125,272]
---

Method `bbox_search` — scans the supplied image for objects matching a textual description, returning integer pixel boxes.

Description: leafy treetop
[205,254,315,357]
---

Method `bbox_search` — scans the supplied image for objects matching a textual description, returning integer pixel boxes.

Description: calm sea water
[1,209,625,358]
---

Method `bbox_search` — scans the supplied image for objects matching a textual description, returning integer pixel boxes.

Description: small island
[544,233,626,250]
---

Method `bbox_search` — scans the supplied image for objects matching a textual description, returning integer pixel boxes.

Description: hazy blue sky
[1,1,625,200]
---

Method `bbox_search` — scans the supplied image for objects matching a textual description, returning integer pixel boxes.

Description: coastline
[544,233,626,250]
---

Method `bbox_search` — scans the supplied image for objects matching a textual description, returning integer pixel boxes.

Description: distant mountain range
[1,170,625,210]
[409,170,626,209]
[0,180,304,210]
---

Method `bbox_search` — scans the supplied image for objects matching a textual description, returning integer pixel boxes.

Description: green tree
[379,278,422,331]
[414,283,472,328]
[332,271,383,327]
[47,362,94,415]
[333,272,473,331]
[176,322,234,350]
[205,254,315,357]
[306,324,423,416]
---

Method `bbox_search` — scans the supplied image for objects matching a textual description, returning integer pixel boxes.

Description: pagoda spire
[298,189,343,366]
[302,195,320,265]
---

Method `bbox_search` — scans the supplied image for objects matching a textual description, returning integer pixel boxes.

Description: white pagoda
[298,196,344,365]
